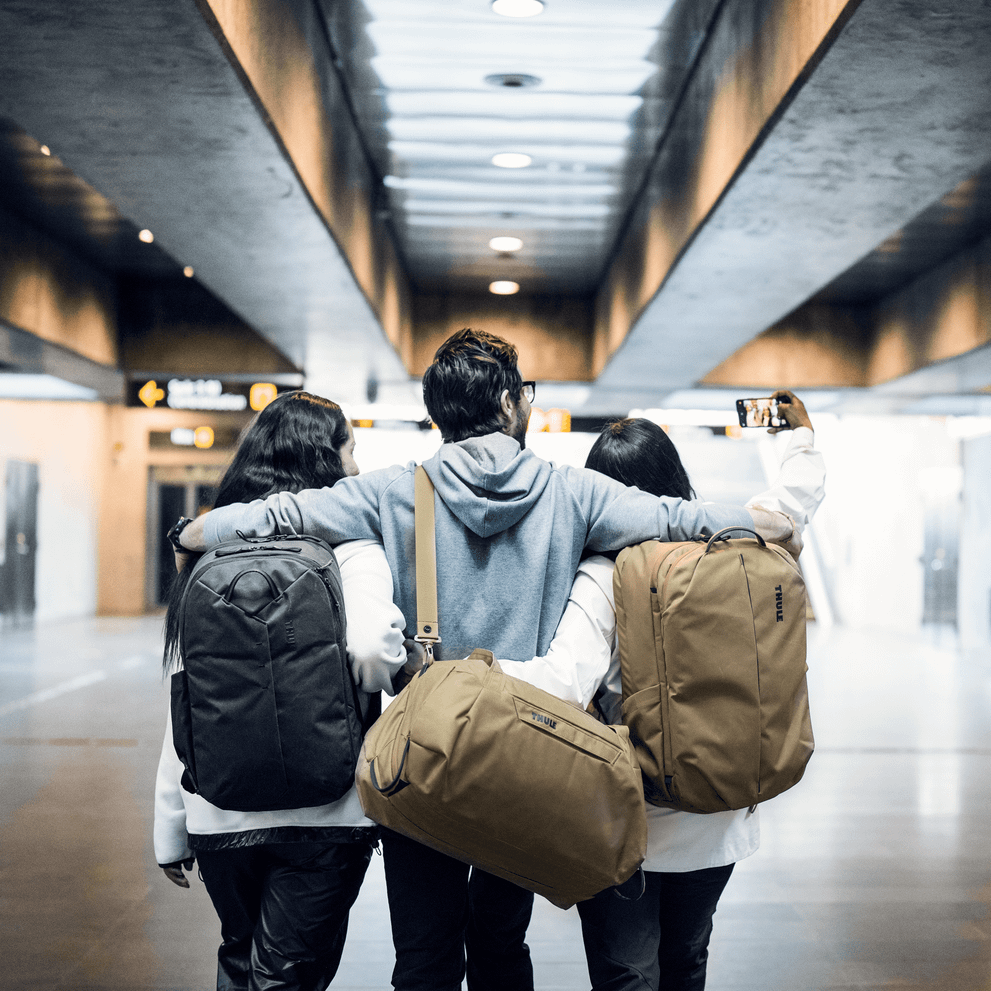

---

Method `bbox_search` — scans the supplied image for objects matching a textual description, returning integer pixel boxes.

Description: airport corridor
[1,615,990,991]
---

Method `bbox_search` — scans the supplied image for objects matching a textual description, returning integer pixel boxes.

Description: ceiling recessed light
[492,153,532,169]
[138,229,154,243]
[492,0,544,16]
[489,281,520,295]
[183,266,194,278]
[489,236,523,252]
[39,145,51,156]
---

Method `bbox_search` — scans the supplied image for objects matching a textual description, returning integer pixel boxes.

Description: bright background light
[489,280,520,295]
[491,0,545,17]
[489,236,523,251]
[491,152,532,169]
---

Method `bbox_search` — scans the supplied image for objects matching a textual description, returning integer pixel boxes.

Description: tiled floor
[1,616,989,990]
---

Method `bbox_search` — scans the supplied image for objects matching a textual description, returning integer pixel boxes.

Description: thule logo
[285,622,296,645]
[775,585,784,622]
[531,712,557,730]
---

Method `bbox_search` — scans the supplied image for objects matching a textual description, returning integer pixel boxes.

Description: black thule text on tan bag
[355,467,647,909]
[613,527,813,814]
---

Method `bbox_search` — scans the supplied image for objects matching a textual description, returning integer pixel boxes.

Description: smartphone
[736,397,785,428]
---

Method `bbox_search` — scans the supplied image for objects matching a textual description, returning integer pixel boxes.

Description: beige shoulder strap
[414,466,441,659]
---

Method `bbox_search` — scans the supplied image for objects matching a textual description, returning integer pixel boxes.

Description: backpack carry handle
[704,526,766,553]
[223,568,281,604]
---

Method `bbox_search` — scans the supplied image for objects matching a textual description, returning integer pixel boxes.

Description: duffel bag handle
[704,526,766,553]
[369,739,411,796]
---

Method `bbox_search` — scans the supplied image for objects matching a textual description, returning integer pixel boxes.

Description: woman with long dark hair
[502,390,825,991]
[154,391,407,991]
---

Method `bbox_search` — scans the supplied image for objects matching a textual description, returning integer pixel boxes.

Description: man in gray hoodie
[175,328,792,991]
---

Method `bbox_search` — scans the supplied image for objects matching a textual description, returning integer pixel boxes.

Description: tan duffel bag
[355,468,647,910]
[613,527,814,814]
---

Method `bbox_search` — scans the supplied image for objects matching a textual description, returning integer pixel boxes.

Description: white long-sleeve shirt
[500,427,826,872]
[154,538,406,865]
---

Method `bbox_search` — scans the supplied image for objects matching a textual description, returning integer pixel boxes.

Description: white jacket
[501,427,826,872]
[154,538,406,865]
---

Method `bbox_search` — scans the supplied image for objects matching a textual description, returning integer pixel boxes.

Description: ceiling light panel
[370,59,656,94]
[403,199,611,218]
[340,0,674,294]
[363,0,676,29]
[384,176,616,200]
[365,22,659,63]
[387,118,630,144]
[385,92,643,121]
[387,142,629,167]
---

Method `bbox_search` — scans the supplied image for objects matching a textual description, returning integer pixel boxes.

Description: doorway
[147,466,223,609]
[0,460,40,625]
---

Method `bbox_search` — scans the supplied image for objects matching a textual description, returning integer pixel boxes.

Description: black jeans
[576,864,735,991]
[382,830,534,991]
[197,839,373,991]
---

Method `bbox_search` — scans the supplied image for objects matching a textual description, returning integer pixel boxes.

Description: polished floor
[1,616,989,991]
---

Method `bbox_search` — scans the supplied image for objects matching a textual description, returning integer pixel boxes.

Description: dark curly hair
[421,328,524,442]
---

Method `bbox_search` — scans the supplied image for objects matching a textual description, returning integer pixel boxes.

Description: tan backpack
[355,468,647,908]
[613,527,813,814]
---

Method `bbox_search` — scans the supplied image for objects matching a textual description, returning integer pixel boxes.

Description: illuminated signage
[129,378,286,411]
[149,427,240,450]
[528,407,572,433]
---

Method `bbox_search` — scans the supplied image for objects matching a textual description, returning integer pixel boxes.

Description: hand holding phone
[735,391,813,433]
[736,397,785,429]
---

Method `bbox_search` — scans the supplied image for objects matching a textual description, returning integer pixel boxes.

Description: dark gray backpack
[171,533,367,812]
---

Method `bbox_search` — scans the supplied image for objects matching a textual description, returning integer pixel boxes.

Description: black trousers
[576,864,735,991]
[382,830,535,991]
[197,839,373,991]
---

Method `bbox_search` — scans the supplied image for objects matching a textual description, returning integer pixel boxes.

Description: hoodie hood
[422,432,552,538]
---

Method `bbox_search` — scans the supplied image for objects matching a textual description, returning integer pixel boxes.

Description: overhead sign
[149,427,240,450]
[128,378,285,412]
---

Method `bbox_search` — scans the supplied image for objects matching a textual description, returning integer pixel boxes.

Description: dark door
[156,483,187,607]
[1,460,39,623]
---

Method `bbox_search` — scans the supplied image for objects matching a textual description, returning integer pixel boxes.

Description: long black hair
[585,418,696,500]
[163,391,351,672]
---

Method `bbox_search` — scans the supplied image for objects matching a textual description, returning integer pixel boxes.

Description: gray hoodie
[202,432,751,661]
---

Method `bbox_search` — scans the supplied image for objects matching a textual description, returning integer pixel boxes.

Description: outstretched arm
[173,465,408,552]
[748,389,826,530]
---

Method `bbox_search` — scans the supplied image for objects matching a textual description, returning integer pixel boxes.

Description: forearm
[153,718,192,865]
[580,469,752,552]
[178,470,401,551]
[748,427,825,529]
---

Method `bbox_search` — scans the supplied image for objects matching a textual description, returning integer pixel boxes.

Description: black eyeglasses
[520,381,536,403]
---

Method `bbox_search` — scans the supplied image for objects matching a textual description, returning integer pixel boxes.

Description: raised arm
[747,389,826,534]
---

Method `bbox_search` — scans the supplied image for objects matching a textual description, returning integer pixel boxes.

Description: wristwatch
[167,516,195,551]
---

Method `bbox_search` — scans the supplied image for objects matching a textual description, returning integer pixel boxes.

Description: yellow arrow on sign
[138,380,165,408]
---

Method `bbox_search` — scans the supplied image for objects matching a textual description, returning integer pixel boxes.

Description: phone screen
[736,397,783,428]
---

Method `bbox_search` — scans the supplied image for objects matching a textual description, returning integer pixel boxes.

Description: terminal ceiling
[1,0,990,416]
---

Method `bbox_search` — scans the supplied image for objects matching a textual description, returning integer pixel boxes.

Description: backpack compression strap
[414,466,441,661]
